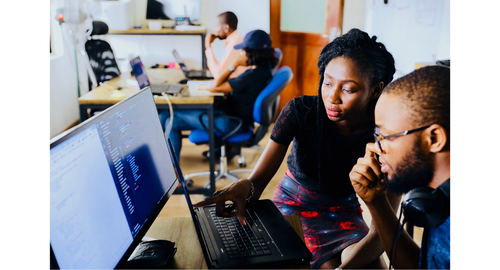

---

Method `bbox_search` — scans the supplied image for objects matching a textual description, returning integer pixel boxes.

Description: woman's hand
[193,179,253,226]
[349,143,387,203]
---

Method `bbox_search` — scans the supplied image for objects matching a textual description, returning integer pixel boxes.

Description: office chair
[184,66,293,188]
[83,21,121,89]
[271,48,283,75]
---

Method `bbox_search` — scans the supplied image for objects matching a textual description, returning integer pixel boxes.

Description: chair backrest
[249,66,293,145]
[271,48,283,75]
[84,21,121,86]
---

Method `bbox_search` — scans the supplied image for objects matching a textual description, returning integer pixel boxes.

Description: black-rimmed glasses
[373,125,432,153]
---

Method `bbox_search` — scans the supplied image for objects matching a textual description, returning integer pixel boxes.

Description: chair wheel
[239,163,246,168]
[186,179,194,187]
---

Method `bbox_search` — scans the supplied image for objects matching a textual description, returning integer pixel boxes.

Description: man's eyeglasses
[373,125,432,153]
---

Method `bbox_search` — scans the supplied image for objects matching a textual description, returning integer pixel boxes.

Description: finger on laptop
[192,193,224,207]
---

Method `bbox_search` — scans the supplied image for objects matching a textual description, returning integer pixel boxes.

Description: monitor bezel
[50,87,179,269]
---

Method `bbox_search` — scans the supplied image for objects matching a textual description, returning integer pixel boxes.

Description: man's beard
[383,140,434,195]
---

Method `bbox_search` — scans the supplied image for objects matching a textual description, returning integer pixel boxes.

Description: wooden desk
[108,28,207,68]
[144,215,310,269]
[78,69,217,196]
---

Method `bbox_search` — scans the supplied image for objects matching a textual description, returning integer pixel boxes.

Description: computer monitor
[146,0,201,21]
[50,88,178,269]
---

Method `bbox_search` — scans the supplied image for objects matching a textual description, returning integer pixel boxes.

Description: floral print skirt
[272,170,369,269]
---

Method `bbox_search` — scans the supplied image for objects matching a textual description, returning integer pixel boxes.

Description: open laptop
[166,139,312,268]
[50,88,179,269]
[173,49,213,79]
[130,56,183,95]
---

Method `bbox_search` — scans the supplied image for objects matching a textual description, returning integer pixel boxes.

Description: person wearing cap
[205,11,248,80]
[162,30,279,160]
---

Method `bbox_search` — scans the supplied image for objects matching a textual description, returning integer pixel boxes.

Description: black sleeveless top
[270,96,375,198]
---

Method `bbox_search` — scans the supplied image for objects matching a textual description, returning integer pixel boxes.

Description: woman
[160,29,278,158]
[194,28,400,269]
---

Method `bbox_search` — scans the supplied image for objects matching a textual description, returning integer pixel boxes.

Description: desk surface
[78,69,214,105]
[145,215,310,269]
[109,28,206,35]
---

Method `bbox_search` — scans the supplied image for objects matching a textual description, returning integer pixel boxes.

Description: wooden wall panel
[278,44,299,111]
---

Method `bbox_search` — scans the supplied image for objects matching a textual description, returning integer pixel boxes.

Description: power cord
[161,92,174,138]
[388,205,406,269]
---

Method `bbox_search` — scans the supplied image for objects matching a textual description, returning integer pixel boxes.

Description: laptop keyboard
[209,209,272,259]
[151,83,182,93]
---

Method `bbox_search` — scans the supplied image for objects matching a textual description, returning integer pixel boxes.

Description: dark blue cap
[234,30,272,50]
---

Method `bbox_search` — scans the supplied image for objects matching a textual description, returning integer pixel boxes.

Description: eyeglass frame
[373,124,432,153]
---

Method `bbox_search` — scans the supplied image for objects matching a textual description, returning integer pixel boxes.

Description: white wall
[363,0,450,78]
[342,0,450,78]
[342,0,366,34]
[50,0,81,138]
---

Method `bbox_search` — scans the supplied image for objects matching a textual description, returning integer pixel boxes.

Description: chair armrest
[198,113,244,142]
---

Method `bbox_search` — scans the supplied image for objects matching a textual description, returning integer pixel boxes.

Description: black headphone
[401,179,450,228]
[388,179,450,269]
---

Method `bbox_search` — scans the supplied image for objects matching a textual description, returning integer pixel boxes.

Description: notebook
[130,56,183,95]
[166,139,312,269]
[173,49,214,80]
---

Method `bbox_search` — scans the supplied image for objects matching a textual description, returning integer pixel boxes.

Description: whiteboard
[364,0,450,78]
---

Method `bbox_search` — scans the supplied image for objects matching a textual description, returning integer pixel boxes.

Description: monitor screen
[50,88,178,269]
[146,0,201,21]
[130,57,150,89]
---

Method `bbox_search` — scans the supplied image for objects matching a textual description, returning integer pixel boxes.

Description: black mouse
[179,79,188,84]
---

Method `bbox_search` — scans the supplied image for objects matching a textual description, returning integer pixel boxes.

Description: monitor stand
[124,239,177,269]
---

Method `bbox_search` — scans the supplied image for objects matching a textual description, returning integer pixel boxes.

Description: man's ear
[223,23,230,33]
[426,124,448,153]
[371,81,384,99]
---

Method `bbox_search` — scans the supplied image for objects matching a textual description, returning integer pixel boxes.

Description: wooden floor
[158,124,423,261]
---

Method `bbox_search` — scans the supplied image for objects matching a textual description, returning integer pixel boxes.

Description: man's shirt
[419,216,450,269]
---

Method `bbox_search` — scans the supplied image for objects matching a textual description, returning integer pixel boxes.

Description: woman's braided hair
[315,28,396,188]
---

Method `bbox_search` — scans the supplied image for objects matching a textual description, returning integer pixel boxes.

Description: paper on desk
[187,80,224,96]
[175,25,206,31]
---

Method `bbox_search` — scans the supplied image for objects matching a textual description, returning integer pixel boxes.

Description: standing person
[194,29,400,269]
[349,65,450,269]
[161,30,278,160]
[205,11,248,79]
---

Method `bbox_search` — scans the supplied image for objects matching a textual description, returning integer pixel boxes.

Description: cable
[388,204,404,269]
[393,218,407,269]
[161,92,174,138]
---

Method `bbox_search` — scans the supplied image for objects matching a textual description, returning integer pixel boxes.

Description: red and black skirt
[272,170,369,269]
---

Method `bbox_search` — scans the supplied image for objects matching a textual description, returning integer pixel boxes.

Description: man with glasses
[349,65,450,269]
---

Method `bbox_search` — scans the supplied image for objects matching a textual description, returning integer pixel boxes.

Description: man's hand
[205,33,217,49]
[232,51,248,67]
[349,143,387,203]
[193,179,252,226]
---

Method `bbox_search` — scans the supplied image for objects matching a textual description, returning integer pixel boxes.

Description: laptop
[166,139,312,269]
[173,49,214,79]
[130,56,183,95]
[50,88,179,269]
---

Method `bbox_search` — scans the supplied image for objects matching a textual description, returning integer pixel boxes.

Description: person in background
[194,29,400,269]
[161,30,278,160]
[349,65,450,269]
[205,11,249,80]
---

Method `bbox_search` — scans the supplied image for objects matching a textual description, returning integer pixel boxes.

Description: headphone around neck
[401,179,450,228]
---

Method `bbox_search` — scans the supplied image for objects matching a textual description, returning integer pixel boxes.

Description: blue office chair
[271,48,283,75]
[184,66,293,187]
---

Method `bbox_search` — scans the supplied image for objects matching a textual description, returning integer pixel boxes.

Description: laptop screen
[50,88,178,269]
[130,57,151,89]
[172,50,189,73]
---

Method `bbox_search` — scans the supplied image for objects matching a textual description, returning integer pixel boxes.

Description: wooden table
[144,215,310,269]
[108,28,207,68]
[78,69,217,196]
